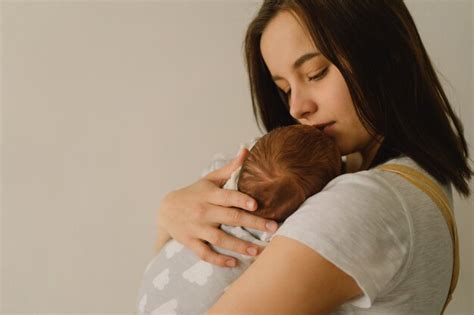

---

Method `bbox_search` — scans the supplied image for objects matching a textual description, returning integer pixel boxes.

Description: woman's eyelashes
[308,66,329,82]
[280,66,329,98]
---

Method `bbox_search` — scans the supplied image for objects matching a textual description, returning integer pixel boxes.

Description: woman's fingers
[191,227,265,267]
[188,238,241,268]
[208,186,258,212]
[206,188,279,233]
[156,151,279,268]
[204,203,278,234]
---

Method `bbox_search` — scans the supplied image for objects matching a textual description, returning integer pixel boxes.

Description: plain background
[1,0,472,313]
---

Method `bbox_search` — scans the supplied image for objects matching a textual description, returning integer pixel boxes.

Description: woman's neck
[344,136,384,173]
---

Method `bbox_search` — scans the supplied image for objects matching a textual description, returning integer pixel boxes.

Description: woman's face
[260,10,377,156]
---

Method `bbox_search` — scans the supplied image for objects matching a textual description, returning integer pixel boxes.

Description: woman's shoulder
[326,155,452,205]
[317,155,412,201]
[273,156,418,247]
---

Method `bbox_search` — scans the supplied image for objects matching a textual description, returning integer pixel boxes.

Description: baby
[137,124,341,315]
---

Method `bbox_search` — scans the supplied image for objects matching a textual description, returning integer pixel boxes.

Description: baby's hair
[237,124,341,222]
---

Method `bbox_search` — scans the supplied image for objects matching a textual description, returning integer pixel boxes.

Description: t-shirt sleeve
[272,171,412,308]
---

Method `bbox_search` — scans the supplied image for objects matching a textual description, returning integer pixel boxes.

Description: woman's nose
[289,93,318,121]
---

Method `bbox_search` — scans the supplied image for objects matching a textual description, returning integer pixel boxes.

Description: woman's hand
[156,148,279,268]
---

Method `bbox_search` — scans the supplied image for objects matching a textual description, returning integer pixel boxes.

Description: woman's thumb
[205,147,249,184]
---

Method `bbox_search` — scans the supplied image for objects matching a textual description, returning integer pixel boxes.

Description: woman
[153,0,472,313]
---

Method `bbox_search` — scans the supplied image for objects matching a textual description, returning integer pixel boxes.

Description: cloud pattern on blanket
[137,224,268,314]
[138,239,224,314]
[153,268,170,290]
[182,261,214,286]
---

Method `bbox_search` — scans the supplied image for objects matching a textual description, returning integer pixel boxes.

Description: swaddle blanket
[137,224,273,315]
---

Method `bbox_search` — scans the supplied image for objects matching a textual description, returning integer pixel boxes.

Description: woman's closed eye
[280,66,330,98]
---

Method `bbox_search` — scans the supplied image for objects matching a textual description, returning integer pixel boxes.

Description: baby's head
[237,125,341,222]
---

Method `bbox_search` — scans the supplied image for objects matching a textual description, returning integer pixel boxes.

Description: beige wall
[1,1,472,313]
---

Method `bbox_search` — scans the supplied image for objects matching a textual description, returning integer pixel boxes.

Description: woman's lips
[313,121,335,132]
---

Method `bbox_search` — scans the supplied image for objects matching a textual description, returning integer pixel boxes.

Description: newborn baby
[137,124,341,315]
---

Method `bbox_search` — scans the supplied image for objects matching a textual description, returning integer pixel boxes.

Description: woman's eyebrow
[272,51,321,82]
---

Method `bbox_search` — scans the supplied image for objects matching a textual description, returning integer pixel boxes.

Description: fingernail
[246,247,258,256]
[226,259,236,267]
[266,221,278,232]
[246,200,256,210]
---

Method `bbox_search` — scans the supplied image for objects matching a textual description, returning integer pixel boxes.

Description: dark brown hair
[243,0,472,197]
[237,125,341,222]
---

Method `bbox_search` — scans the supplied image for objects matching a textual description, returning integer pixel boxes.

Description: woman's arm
[207,235,363,314]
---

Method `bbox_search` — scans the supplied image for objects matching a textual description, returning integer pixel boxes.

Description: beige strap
[377,164,459,314]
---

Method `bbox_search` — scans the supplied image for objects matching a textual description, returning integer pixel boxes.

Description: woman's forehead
[260,11,319,76]
[261,11,314,54]
[260,11,318,68]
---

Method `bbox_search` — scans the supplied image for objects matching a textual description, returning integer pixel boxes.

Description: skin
[206,10,383,313]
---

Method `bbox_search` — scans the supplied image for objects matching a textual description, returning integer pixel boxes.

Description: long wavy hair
[243,0,472,197]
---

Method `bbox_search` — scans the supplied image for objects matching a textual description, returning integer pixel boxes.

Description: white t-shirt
[272,155,454,314]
